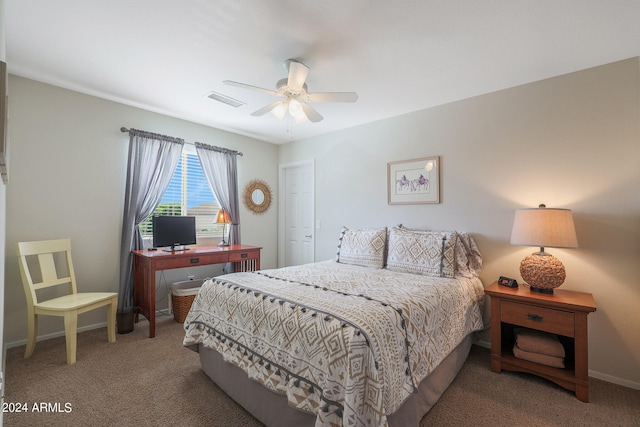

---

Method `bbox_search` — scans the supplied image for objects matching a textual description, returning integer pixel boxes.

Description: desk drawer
[155,253,229,270]
[229,250,259,262]
[501,301,575,337]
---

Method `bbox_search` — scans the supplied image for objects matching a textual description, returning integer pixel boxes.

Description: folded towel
[514,327,565,358]
[513,344,565,368]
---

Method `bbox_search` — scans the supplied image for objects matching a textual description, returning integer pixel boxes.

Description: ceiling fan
[223,59,358,123]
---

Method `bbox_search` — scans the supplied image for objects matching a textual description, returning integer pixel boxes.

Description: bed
[183,226,485,427]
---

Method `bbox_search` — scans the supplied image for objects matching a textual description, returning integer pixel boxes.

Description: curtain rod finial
[120,127,129,133]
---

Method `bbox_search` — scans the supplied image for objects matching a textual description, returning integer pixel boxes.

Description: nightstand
[485,281,596,402]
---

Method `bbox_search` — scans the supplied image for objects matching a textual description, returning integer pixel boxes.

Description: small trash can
[170,279,205,323]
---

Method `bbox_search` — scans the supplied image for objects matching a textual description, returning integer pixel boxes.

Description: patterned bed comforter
[183,261,484,427]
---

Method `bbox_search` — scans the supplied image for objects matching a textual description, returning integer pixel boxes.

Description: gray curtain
[195,142,241,270]
[118,129,184,312]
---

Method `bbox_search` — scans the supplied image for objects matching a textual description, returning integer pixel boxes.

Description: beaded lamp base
[519,252,566,293]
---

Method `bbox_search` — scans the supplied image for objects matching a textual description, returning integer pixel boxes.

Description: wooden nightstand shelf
[485,281,596,402]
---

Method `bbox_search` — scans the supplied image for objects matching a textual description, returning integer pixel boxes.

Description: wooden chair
[16,239,118,364]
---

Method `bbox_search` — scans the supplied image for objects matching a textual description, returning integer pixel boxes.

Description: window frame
[139,145,223,239]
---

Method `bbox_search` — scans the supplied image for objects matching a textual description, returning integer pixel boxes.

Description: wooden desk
[132,244,261,337]
[485,282,596,402]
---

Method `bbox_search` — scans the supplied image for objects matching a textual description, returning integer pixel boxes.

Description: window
[139,149,221,237]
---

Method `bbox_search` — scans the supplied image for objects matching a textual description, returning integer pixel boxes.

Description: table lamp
[216,208,232,246]
[510,204,578,293]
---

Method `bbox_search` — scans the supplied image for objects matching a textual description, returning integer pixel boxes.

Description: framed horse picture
[387,156,440,204]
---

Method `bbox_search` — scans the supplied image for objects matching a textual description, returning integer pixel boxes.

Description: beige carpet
[4,315,639,426]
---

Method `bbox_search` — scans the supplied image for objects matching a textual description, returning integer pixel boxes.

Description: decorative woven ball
[519,253,566,290]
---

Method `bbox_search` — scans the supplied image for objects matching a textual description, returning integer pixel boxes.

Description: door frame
[278,159,315,268]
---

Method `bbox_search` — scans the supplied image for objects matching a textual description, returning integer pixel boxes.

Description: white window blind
[140,150,221,236]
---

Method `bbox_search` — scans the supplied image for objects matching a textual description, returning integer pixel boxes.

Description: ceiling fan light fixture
[288,98,306,122]
[271,102,287,120]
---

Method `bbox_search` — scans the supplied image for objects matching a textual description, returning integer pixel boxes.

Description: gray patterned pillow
[336,226,387,269]
[386,227,457,277]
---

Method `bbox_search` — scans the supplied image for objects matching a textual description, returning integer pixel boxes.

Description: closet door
[279,160,314,267]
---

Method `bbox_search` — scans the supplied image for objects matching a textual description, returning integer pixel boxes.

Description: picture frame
[387,156,440,204]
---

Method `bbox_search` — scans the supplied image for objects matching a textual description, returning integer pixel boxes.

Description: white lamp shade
[271,102,287,120]
[288,98,307,122]
[510,206,578,249]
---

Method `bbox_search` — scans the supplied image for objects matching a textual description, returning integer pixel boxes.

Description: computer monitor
[152,215,196,251]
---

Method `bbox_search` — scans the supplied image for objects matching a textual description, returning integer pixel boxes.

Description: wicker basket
[170,280,204,323]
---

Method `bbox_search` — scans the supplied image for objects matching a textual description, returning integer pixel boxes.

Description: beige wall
[278,58,640,388]
[4,76,279,344]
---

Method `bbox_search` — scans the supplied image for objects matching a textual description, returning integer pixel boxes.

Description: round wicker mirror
[243,179,272,215]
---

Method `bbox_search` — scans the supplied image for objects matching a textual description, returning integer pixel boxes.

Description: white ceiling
[6,1,640,144]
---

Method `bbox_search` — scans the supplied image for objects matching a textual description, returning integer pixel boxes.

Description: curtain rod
[120,127,243,156]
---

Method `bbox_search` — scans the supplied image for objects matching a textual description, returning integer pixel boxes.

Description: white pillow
[454,232,483,277]
[336,226,387,269]
[386,226,457,277]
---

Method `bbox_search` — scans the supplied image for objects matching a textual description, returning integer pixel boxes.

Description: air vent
[207,91,246,108]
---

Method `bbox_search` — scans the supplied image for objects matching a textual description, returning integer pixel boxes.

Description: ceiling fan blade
[300,102,324,123]
[251,101,283,116]
[305,91,359,103]
[223,80,279,96]
[287,60,309,91]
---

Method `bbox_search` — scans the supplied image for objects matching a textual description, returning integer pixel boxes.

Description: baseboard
[589,371,640,390]
[5,321,110,349]
[477,339,491,349]
[476,339,640,391]
[4,309,174,350]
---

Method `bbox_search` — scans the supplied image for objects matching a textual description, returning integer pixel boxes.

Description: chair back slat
[37,253,60,285]
[32,277,73,290]
[16,239,78,305]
